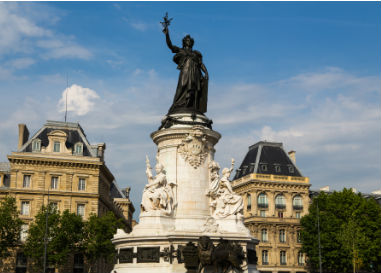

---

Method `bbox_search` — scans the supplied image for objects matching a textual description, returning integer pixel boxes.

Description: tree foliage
[24,205,83,270]
[82,212,123,273]
[300,188,381,273]
[0,196,23,258]
[24,207,123,272]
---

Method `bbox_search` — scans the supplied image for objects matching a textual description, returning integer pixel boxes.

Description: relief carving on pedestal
[178,127,208,169]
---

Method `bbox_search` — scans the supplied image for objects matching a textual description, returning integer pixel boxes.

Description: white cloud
[7,57,35,69]
[58,84,100,116]
[0,3,91,60]
[122,17,149,31]
[0,67,379,215]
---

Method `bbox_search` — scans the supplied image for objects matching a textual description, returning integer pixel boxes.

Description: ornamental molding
[178,127,209,169]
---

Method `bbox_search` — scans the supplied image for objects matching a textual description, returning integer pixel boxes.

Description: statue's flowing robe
[169,46,208,113]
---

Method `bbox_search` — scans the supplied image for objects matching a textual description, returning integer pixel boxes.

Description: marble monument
[112,14,259,273]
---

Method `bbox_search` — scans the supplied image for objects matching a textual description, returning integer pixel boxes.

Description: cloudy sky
[0,2,380,216]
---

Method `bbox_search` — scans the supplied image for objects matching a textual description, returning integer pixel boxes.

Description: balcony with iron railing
[257,203,268,209]
[293,205,303,210]
[275,204,286,209]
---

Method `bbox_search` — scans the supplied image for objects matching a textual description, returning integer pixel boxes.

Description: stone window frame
[20,224,29,242]
[260,164,268,172]
[257,192,269,209]
[74,142,83,156]
[20,201,30,216]
[280,250,287,265]
[32,138,41,152]
[76,203,85,218]
[297,230,302,243]
[260,210,266,217]
[50,176,59,190]
[53,141,61,152]
[261,228,268,242]
[274,164,281,173]
[279,229,286,243]
[275,194,286,210]
[298,251,305,265]
[78,177,86,191]
[22,174,32,188]
[292,195,303,210]
[262,250,269,265]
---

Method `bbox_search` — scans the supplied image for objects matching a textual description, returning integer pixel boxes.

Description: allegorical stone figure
[161,14,209,114]
[208,159,243,219]
[141,155,175,215]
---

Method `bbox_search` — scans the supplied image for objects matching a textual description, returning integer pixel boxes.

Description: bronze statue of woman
[162,21,209,115]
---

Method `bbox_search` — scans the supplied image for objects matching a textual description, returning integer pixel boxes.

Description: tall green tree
[24,205,84,271]
[300,189,381,273]
[82,212,123,273]
[0,196,23,258]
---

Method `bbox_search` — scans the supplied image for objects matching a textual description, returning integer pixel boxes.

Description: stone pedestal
[112,113,259,273]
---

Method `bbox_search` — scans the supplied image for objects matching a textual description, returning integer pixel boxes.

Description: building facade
[0,120,135,273]
[232,141,310,273]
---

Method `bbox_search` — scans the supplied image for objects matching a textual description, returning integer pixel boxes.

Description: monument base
[112,114,259,273]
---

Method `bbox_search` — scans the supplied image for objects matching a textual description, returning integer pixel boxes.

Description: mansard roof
[234,141,303,180]
[19,120,98,157]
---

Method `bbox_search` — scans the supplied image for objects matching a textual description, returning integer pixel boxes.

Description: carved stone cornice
[8,155,102,170]
[151,126,221,146]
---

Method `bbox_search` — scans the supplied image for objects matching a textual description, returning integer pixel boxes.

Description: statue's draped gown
[169,46,207,113]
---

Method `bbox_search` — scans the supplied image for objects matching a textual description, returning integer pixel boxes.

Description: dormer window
[275,165,281,173]
[53,141,60,152]
[32,139,41,152]
[261,164,268,172]
[74,142,83,155]
[288,166,294,173]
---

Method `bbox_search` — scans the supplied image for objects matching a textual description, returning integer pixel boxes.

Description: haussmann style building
[232,141,310,273]
[0,120,135,273]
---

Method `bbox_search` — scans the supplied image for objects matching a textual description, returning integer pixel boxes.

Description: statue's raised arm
[161,13,179,53]
[160,12,209,115]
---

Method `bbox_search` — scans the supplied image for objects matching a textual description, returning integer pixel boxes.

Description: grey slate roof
[19,120,98,157]
[234,141,303,180]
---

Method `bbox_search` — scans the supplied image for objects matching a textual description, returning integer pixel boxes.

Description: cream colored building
[232,141,310,273]
[0,120,134,273]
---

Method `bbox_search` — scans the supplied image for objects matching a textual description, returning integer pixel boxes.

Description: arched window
[32,139,41,152]
[261,229,268,242]
[246,194,252,211]
[262,250,268,265]
[257,193,268,208]
[293,195,303,210]
[275,194,286,209]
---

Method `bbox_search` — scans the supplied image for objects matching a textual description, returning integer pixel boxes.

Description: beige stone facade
[232,142,310,273]
[0,121,134,273]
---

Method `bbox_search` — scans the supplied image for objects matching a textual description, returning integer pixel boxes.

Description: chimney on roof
[97,143,106,161]
[288,150,296,163]
[18,124,29,150]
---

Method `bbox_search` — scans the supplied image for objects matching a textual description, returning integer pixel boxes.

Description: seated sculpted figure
[141,156,174,215]
[209,159,243,219]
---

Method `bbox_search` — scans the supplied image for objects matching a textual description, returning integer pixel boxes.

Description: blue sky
[0,2,380,216]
